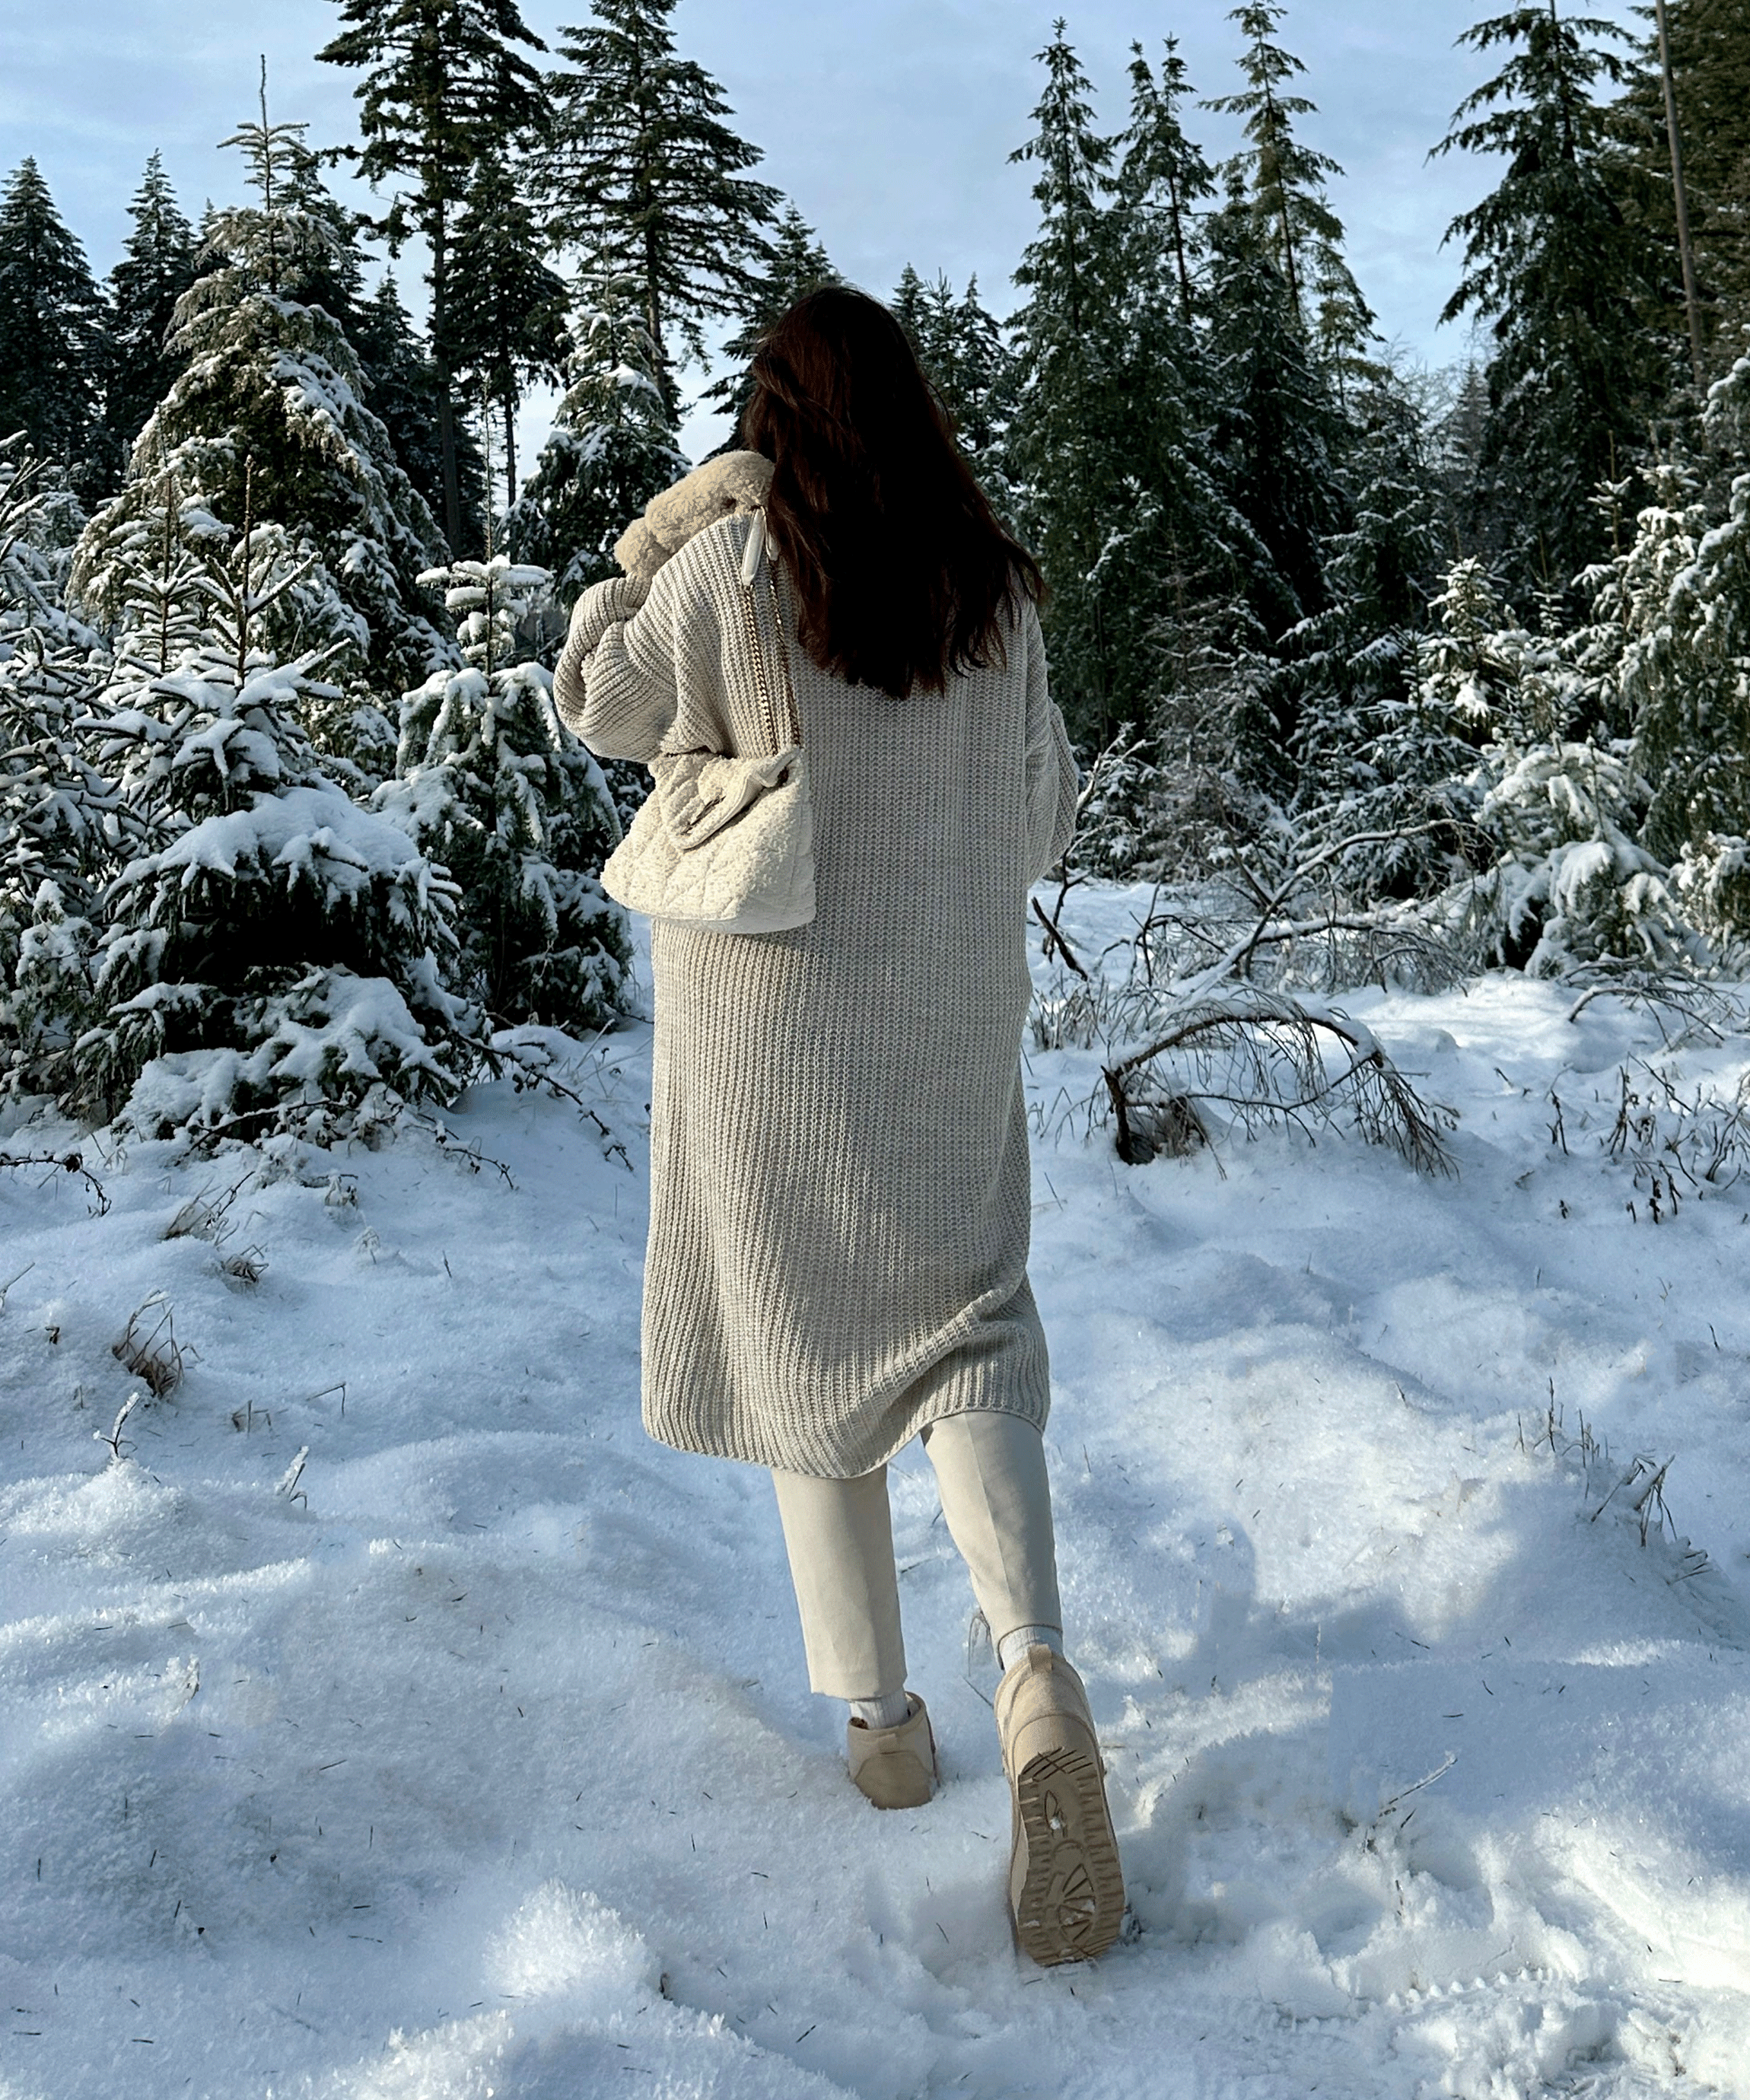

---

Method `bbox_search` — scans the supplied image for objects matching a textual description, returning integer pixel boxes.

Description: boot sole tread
[1010,1742,1125,1966]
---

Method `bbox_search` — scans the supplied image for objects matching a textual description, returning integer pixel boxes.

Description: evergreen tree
[540,0,780,413]
[1118,38,1215,329]
[1614,0,1750,371]
[1001,24,1131,743]
[448,151,569,510]
[1204,5,1353,325]
[1620,348,1750,923]
[705,205,836,439]
[0,160,107,498]
[318,0,549,552]
[1290,387,1475,897]
[71,105,451,749]
[0,438,113,1095]
[352,273,488,555]
[100,154,201,483]
[378,552,631,1029]
[1204,184,1347,651]
[1433,4,1670,597]
[1004,24,1257,752]
[509,273,686,601]
[892,270,1011,467]
[69,491,477,1137]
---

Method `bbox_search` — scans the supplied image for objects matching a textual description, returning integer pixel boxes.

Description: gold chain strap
[734,526,800,754]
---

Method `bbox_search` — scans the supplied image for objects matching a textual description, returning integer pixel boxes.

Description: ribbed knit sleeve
[1022,602,1079,883]
[552,572,674,760]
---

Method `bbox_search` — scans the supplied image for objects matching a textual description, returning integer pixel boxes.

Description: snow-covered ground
[5,883,1750,2099]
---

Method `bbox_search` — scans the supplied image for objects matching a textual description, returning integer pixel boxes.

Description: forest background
[2,0,1749,1144]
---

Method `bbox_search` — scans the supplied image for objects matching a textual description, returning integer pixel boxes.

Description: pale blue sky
[5,0,1647,453]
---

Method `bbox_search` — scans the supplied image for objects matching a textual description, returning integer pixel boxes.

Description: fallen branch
[0,1149,110,1215]
[1101,991,1456,1177]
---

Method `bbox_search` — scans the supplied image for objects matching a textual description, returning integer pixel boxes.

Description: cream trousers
[770,1410,1061,1701]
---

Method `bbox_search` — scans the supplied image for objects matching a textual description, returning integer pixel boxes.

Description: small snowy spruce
[378,553,632,1031]
[71,482,476,1139]
[0,438,115,1099]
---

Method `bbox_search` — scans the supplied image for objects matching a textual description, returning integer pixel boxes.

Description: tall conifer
[448,151,569,510]
[0,161,106,497]
[1119,39,1216,330]
[1614,0,1750,369]
[1433,4,1668,596]
[101,154,200,481]
[1204,5,1352,326]
[541,0,780,415]
[1004,24,1243,749]
[72,104,450,733]
[318,0,549,552]
[704,205,835,440]
[510,274,686,601]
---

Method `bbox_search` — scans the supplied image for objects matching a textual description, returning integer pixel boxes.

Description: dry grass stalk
[113,1291,186,1398]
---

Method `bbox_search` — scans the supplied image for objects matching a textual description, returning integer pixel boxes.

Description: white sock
[849,1688,912,1730]
[998,1624,1064,1673]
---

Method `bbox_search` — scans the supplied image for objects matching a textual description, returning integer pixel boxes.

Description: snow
[145,782,438,902]
[4,880,1750,2096]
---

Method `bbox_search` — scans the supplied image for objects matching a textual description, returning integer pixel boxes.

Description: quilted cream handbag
[600,511,816,935]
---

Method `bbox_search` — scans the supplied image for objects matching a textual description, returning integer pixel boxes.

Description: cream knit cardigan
[555,470,1079,1477]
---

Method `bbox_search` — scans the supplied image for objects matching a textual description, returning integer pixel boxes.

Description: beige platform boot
[994,1646,1125,1965]
[846,1694,937,1809]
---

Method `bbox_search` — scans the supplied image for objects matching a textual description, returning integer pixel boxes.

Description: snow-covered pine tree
[447,149,569,512]
[539,0,780,415]
[1203,0,1374,374]
[320,0,549,554]
[377,551,631,1030]
[0,160,107,505]
[1118,37,1216,332]
[1618,348,1750,938]
[0,438,114,1099]
[1003,24,1232,750]
[1433,4,1670,599]
[1203,180,1348,754]
[705,205,838,441]
[100,154,201,480]
[509,273,686,603]
[69,467,477,1138]
[1416,551,1694,973]
[1290,384,1477,900]
[70,101,450,779]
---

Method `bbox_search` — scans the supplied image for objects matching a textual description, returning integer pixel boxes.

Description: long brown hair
[740,287,1042,701]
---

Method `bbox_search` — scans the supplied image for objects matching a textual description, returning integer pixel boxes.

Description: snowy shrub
[1618,358,1750,931]
[65,516,476,1140]
[1441,735,1701,976]
[378,555,632,1032]
[0,438,117,1096]
[1672,833,1750,959]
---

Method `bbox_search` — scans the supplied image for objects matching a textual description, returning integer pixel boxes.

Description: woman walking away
[554,285,1124,1967]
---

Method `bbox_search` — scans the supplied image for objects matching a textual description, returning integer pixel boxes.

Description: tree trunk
[1166,176,1194,328]
[431,190,463,552]
[1653,0,1705,387]
[503,383,518,511]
